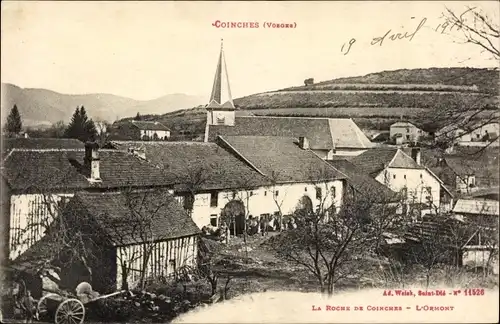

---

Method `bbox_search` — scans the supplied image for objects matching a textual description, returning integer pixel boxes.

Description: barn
[65,190,200,291]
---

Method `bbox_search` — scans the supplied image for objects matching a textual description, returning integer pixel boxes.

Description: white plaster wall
[140,129,170,140]
[9,193,73,260]
[375,168,441,209]
[187,180,343,228]
[463,248,498,274]
[470,123,499,141]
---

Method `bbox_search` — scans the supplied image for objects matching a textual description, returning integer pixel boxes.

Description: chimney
[298,137,309,150]
[84,142,101,181]
[411,147,421,165]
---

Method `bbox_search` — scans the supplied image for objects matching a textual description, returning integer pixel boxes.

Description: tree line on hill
[3,104,108,144]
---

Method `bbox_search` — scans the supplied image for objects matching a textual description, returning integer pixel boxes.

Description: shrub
[87,298,136,322]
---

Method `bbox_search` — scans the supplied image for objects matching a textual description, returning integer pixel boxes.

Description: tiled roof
[218,135,345,183]
[453,199,499,216]
[351,148,423,176]
[403,216,471,247]
[207,116,374,150]
[2,149,169,191]
[443,157,476,177]
[470,186,499,200]
[327,119,374,149]
[350,148,398,176]
[131,120,170,131]
[108,141,270,191]
[327,159,398,202]
[2,138,84,157]
[71,191,200,246]
[390,150,424,169]
[9,234,59,275]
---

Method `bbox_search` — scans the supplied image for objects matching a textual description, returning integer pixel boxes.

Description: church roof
[207,116,374,150]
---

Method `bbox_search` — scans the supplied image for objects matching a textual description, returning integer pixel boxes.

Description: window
[316,187,322,200]
[420,174,423,179]
[264,191,267,196]
[232,191,237,199]
[275,190,279,197]
[304,187,307,192]
[331,186,336,198]
[210,192,218,207]
[250,191,254,196]
[183,194,193,210]
[216,115,225,125]
[406,135,410,140]
[210,214,218,227]
[393,174,396,179]
[404,174,406,179]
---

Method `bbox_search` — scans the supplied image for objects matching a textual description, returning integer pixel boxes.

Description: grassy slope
[112,67,499,140]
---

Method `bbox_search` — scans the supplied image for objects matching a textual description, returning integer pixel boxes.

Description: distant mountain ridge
[1,83,205,127]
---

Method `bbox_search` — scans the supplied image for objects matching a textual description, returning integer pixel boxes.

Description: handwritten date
[340,7,476,55]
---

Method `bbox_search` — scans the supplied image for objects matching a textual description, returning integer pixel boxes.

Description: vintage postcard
[1,1,499,323]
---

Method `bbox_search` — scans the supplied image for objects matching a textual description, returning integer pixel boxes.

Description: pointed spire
[207,38,234,109]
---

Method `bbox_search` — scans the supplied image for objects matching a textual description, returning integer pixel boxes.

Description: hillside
[127,67,498,141]
[234,68,498,110]
[1,83,205,127]
[311,67,499,94]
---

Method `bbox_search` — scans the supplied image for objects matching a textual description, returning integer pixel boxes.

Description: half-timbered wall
[116,235,198,290]
[9,193,73,260]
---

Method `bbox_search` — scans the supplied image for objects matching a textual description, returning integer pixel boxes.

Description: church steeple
[206,39,235,109]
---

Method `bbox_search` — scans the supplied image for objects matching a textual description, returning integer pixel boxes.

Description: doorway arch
[221,200,246,236]
[296,195,313,213]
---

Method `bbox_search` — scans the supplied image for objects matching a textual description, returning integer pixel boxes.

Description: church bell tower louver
[205,39,236,136]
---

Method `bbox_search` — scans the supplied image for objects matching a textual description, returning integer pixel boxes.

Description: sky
[1,1,499,101]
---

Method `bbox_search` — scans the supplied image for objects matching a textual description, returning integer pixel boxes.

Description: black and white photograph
[1,1,499,323]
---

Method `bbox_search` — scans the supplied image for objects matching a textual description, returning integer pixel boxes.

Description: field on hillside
[234,91,490,110]
[280,83,480,92]
[248,107,429,118]
[301,67,499,94]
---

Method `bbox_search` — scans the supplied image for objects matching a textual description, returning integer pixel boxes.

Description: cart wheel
[36,293,61,321]
[54,298,85,324]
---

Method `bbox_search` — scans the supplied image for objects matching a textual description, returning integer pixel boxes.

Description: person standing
[21,290,35,323]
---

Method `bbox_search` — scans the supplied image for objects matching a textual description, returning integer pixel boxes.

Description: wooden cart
[36,290,125,324]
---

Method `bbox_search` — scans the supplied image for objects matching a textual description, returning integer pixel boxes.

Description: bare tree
[427,6,500,152]
[6,156,99,286]
[443,6,499,61]
[94,120,110,147]
[269,172,402,295]
[103,188,188,290]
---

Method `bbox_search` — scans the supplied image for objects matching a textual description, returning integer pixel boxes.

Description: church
[203,40,376,159]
